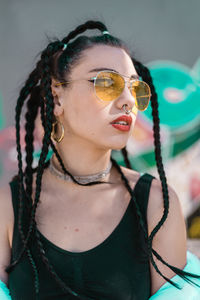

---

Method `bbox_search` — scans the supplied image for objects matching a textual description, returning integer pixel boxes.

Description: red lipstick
[110,115,132,132]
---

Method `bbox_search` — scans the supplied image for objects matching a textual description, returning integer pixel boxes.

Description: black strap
[133,173,155,229]
[9,179,29,260]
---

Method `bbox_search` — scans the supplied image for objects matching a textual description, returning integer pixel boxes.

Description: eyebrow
[89,68,116,73]
[88,68,140,79]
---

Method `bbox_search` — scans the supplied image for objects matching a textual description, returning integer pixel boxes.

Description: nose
[115,83,136,112]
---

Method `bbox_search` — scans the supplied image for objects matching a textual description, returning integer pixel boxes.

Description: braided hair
[6,20,200,299]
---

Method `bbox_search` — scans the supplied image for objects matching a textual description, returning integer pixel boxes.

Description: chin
[110,136,130,150]
[111,144,127,151]
[107,140,128,151]
[94,134,130,151]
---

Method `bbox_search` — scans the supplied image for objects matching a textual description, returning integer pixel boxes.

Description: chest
[35,184,131,253]
[9,202,151,300]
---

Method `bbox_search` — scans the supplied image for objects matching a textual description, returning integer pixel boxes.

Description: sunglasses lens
[131,81,151,111]
[95,72,124,101]
[94,71,151,110]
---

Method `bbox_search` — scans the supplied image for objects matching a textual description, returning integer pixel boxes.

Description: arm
[149,251,200,299]
[147,179,187,295]
[0,185,13,299]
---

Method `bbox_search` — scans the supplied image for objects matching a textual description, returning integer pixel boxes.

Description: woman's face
[52,45,138,151]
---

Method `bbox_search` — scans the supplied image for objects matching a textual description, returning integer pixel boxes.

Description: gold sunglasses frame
[55,70,151,111]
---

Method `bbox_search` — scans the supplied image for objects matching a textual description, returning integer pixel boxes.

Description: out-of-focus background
[0,0,200,254]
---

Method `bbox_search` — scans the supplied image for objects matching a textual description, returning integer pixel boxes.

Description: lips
[110,115,132,132]
[110,115,132,126]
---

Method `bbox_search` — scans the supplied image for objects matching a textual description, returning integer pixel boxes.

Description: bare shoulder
[147,177,187,236]
[0,183,14,284]
[119,166,141,189]
[146,177,187,295]
[0,184,14,233]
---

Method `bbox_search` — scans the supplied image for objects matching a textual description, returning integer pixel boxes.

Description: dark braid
[25,90,75,297]
[24,86,41,210]
[6,43,63,273]
[25,45,59,250]
[120,150,200,288]
[6,66,40,274]
[111,157,148,239]
[121,58,200,287]
[20,21,114,298]
[22,44,68,296]
[131,60,168,224]
[37,95,97,298]
[61,20,107,44]
[120,148,200,288]
[34,224,81,298]
[6,68,41,297]
[121,147,132,169]
[23,86,42,297]
[12,43,65,267]
[132,58,171,282]
[116,151,182,288]
[135,61,169,241]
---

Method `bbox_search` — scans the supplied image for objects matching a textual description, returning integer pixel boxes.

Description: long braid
[26,45,70,296]
[132,58,169,240]
[35,94,88,298]
[14,63,80,297]
[6,44,62,272]
[25,44,61,252]
[120,146,200,288]
[121,147,132,169]
[61,20,107,44]
[24,86,41,211]
[34,224,81,298]
[111,157,148,240]
[6,68,40,273]
[132,58,179,286]
[23,87,42,297]
[40,87,98,297]
[24,34,107,297]
[6,68,41,297]
[28,22,117,297]
[131,58,200,287]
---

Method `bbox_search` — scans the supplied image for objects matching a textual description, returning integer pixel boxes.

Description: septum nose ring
[122,104,132,115]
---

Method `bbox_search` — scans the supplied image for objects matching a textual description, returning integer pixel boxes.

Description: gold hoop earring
[51,120,64,143]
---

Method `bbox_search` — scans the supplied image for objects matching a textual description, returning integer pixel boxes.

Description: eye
[95,77,114,87]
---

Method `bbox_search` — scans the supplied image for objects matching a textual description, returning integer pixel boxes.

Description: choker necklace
[49,158,113,184]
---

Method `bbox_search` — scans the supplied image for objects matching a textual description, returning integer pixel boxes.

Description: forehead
[71,45,137,77]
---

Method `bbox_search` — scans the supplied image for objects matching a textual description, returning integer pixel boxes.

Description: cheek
[62,89,104,133]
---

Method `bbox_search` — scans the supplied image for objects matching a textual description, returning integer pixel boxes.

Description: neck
[52,142,112,178]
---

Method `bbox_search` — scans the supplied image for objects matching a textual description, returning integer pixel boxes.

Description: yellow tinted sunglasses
[55,70,151,111]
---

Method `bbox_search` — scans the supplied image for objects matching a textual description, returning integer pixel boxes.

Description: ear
[51,78,64,117]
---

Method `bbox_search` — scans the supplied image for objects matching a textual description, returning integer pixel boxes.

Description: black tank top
[8,173,155,300]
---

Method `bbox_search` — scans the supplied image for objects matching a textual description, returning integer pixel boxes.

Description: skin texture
[51,45,138,177]
[0,44,187,297]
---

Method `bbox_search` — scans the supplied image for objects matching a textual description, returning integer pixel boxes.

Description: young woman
[0,20,200,300]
